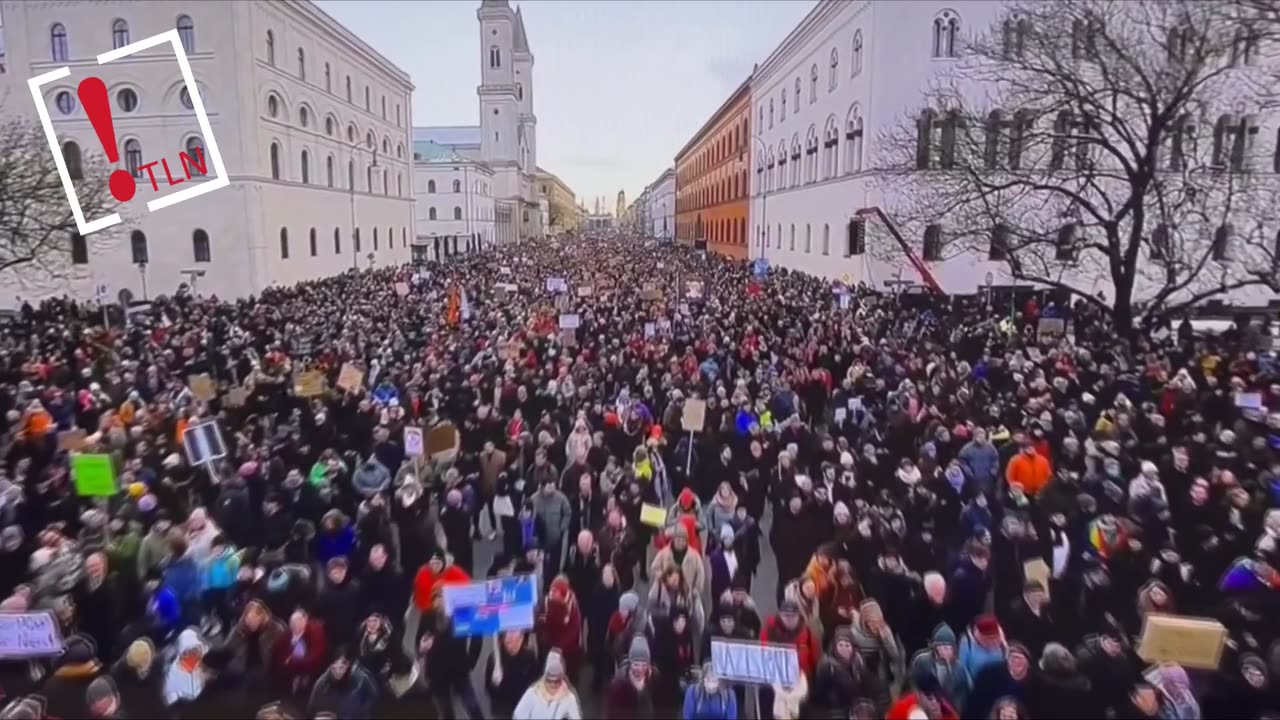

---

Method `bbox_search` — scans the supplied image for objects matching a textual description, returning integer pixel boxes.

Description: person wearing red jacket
[758,600,821,720]
[537,575,584,682]
[886,670,959,720]
[412,547,471,612]
[272,608,327,695]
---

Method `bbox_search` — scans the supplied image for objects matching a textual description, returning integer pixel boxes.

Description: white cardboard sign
[404,427,424,458]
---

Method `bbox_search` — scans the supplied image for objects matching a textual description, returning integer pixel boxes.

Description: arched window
[51,23,69,62]
[1002,16,1029,60]
[429,207,437,221]
[809,64,818,103]
[346,76,352,102]
[192,229,210,262]
[326,155,335,187]
[112,19,130,50]
[453,179,461,193]
[270,142,281,179]
[941,111,962,169]
[299,107,310,128]
[805,225,812,253]
[923,224,943,261]
[117,88,138,113]
[267,94,279,118]
[989,224,1010,260]
[1008,110,1032,170]
[279,228,289,259]
[794,78,801,112]
[789,225,796,251]
[63,141,83,181]
[297,48,305,80]
[130,230,149,264]
[845,108,864,173]
[266,29,275,65]
[184,137,206,176]
[780,89,787,122]
[300,150,310,183]
[125,139,143,177]
[428,179,436,193]
[933,11,961,58]
[829,48,839,91]
[769,99,774,129]
[177,15,195,53]
[823,116,840,179]
[382,138,389,154]
[851,31,864,77]
[916,109,936,169]
[490,46,501,68]
[1050,110,1072,170]
[324,116,335,136]
[309,228,318,256]
[823,224,831,255]
[1056,223,1078,262]
[366,131,375,149]
[334,228,342,254]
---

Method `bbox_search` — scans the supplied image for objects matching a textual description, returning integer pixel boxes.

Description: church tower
[478,0,520,196]
[512,7,536,177]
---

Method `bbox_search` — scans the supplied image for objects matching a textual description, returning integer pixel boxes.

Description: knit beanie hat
[619,591,640,614]
[629,635,651,665]
[544,648,565,680]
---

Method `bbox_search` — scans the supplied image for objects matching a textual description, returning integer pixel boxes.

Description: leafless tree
[0,115,120,291]
[874,0,1280,334]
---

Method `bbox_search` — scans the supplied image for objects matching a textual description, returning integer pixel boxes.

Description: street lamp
[750,135,768,261]
[349,144,379,270]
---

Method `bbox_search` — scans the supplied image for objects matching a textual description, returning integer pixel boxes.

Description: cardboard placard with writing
[336,363,365,393]
[57,429,88,453]
[1037,317,1067,342]
[394,282,410,297]
[576,285,593,298]
[682,398,707,433]
[187,374,216,403]
[294,370,326,398]
[640,286,662,302]
[1023,558,1051,599]
[639,504,666,528]
[70,454,116,497]
[1137,614,1227,670]
[426,422,460,463]
[559,329,577,348]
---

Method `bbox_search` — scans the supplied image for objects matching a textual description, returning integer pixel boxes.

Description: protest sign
[1137,614,1227,669]
[1037,317,1067,342]
[577,285,593,298]
[187,374,216,402]
[554,293,571,312]
[640,286,662,302]
[500,266,512,276]
[0,612,64,658]
[685,280,704,299]
[443,574,538,637]
[559,313,581,330]
[1023,558,1051,599]
[752,257,770,278]
[394,282,410,297]
[294,370,325,398]
[336,363,364,393]
[640,504,666,528]
[404,427,424,458]
[682,398,707,433]
[498,341,523,361]
[644,322,656,339]
[559,329,578,348]
[183,420,227,467]
[1235,392,1264,410]
[711,640,800,686]
[427,422,460,463]
[57,429,87,452]
[71,454,116,496]
[225,387,250,408]
[545,277,567,293]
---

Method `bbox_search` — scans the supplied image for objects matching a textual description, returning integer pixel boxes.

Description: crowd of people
[0,233,1277,719]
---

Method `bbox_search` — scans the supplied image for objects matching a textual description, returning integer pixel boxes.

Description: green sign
[70,454,117,497]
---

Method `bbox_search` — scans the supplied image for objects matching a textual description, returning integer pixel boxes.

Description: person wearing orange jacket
[1004,440,1051,497]
[412,548,470,612]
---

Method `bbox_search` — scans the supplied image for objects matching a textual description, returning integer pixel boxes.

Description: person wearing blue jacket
[682,662,737,720]
[958,428,1000,495]
[161,536,202,624]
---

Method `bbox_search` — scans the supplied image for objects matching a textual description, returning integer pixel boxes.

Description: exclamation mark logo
[76,77,136,202]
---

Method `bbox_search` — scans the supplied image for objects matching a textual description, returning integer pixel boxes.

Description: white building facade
[749,0,1280,307]
[647,168,675,241]
[412,140,496,262]
[0,0,415,304]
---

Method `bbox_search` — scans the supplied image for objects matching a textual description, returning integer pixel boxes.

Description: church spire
[513,6,530,53]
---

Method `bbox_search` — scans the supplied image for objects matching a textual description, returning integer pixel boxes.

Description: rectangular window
[70,233,88,264]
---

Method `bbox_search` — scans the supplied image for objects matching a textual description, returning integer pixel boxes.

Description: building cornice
[283,0,415,90]
[754,0,868,88]
[674,79,752,162]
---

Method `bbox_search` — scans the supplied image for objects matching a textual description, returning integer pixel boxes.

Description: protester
[1,233,1278,719]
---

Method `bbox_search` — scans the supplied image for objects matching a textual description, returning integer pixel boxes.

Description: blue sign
[752,258,770,279]
[442,574,538,638]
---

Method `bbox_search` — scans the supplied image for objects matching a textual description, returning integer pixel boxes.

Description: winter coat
[485,641,541,715]
[163,628,210,706]
[958,441,999,489]
[352,459,392,497]
[650,545,706,597]
[308,665,379,720]
[41,658,103,719]
[606,665,661,719]
[850,616,906,709]
[1027,666,1101,720]
[957,630,1005,688]
[761,615,821,680]
[965,664,1027,720]
[218,609,285,680]
[534,488,573,544]
[809,652,874,719]
[887,692,959,720]
[411,561,470,611]
[271,619,328,689]
[315,525,357,566]
[681,681,737,720]
[479,448,508,496]
[514,679,583,719]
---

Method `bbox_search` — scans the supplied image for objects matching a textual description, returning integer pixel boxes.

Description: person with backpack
[681,662,736,720]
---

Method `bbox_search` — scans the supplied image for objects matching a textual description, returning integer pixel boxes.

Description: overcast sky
[319,0,813,208]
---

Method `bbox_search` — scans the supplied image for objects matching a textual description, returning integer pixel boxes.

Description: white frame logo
[27,29,229,237]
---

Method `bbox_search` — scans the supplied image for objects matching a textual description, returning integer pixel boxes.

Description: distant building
[647,168,675,241]
[412,139,495,262]
[675,79,751,259]
[536,168,580,234]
